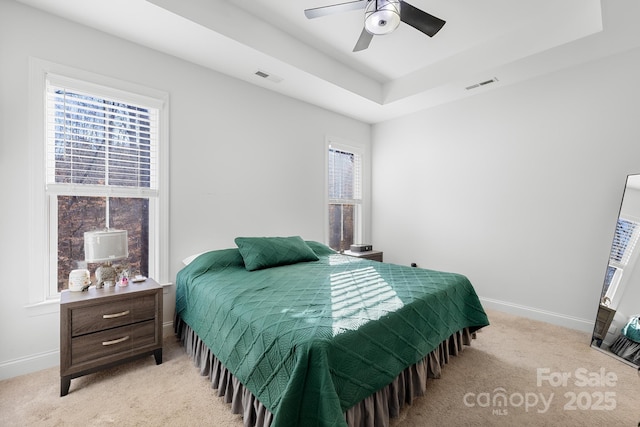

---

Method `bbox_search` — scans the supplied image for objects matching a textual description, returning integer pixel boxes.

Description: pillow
[181,248,245,273]
[234,236,319,271]
[305,240,337,256]
[622,316,640,343]
[182,251,207,266]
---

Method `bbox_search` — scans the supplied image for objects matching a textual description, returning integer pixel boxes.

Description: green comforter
[176,249,488,427]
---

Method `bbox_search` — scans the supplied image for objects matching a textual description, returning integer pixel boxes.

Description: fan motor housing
[365,0,401,35]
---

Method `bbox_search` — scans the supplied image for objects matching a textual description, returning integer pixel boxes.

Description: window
[28,59,168,305]
[328,143,362,251]
[601,217,640,303]
[51,196,149,292]
[46,78,160,293]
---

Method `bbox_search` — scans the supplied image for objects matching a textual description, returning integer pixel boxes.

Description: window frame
[325,137,368,251]
[604,215,640,307]
[27,58,169,311]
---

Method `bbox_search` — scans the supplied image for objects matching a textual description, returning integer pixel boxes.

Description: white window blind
[602,217,640,302]
[610,218,639,267]
[328,147,362,204]
[46,75,159,196]
[327,143,363,251]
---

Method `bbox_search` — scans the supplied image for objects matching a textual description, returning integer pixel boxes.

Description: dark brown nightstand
[59,278,163,396]
[593,304,616,342]
[343,250,383,262]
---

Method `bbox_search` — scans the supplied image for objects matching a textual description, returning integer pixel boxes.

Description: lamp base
[95,264,117,289]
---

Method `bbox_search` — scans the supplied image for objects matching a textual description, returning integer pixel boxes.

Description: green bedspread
[176,248,488,427]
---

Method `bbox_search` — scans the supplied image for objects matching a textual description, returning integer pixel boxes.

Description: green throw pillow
[185,248,245,272]
[235,236,319,271]
[305,240,337,256]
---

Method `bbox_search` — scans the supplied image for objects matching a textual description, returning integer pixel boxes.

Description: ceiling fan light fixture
[364,0,401,35]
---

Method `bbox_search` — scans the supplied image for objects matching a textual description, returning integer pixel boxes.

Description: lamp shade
[84,229,128,263]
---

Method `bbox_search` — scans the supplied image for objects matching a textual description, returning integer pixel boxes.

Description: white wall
[372,46,640,332]
[0,1,370,379]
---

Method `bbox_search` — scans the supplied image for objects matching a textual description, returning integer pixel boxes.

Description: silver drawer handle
[102,336,130,346]
[103,310,130,319]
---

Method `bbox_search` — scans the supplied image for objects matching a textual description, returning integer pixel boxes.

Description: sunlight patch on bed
[328,253,355,266]
[330,266,404,336]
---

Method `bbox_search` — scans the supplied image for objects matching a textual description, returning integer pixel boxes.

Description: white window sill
[25,298,60,317]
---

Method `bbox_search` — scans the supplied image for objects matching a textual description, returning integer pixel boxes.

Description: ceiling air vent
[254,70,283,83]
[465,77,498,91]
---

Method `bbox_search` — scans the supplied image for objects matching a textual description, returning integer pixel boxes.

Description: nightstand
[343,250,383,262]
[60,278,163,396]
[592,304,616,342]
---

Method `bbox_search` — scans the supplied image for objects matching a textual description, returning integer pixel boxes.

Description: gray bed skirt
[175,317,476,427]
[610,334,640,365]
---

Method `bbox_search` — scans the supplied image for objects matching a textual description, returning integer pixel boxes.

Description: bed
[610,315,640,366]
[175,237,489,427]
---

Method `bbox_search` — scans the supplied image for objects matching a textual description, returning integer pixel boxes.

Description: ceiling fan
[304,0,446,52]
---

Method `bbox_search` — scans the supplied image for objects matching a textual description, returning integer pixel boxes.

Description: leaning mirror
[591,174,640,367]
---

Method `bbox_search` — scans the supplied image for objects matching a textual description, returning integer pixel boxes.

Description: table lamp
[84,229,128,288]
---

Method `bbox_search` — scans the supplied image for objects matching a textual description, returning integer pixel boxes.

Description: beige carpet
[1,309,639,426]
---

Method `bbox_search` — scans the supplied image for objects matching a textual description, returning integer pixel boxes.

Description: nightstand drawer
[71,294,157,336]
[71,320,157,365]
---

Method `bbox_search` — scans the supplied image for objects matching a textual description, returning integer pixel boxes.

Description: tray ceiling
[16,0,640,123]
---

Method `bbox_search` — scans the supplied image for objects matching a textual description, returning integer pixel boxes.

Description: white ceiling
[16,0,640,123]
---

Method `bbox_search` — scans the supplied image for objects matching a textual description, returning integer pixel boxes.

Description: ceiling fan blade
[353,28,374,52]
[400,1,446,37]
[304,0,369,19]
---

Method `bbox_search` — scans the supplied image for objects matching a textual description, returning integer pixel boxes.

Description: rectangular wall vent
[254,70,283,83]
[465,77,498,91]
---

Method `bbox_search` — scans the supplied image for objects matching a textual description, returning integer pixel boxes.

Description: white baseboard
[0,349,58,381]
[480,296,595,333]
[163,320,174,337]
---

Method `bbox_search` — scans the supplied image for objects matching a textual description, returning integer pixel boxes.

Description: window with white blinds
[609,218,639,266]
[328,147,362,203]
[46,75,159,196]
[41,72,165,296]
[328,144,362,251]
[602,217,640,302]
